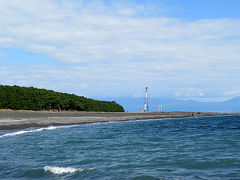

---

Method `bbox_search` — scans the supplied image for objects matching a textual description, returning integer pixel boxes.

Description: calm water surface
[0,116,240,179]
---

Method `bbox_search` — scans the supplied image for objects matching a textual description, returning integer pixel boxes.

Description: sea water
[0,116,239,179]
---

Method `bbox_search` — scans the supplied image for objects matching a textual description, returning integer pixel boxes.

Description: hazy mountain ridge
[111,97,240,112]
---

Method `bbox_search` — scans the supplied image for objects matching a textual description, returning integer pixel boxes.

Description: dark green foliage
[0,85,124,112]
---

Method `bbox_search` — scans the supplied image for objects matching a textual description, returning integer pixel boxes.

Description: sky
[0,0,240,102]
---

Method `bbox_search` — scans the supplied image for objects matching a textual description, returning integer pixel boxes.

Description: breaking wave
[44,166,94,175]
[0,126,58,138]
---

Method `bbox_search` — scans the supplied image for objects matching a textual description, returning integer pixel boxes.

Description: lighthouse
[144,86,149,112]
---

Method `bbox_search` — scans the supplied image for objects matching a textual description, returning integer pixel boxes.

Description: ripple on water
[0,115,240,179]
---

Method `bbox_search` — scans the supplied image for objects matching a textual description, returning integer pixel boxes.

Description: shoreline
[0,110,239,130]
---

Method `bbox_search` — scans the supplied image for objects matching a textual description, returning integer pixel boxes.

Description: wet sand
[0,110,238,130]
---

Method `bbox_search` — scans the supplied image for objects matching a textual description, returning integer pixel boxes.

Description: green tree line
[0,85,124,112]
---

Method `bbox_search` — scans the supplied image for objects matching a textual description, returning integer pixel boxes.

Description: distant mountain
[111,97,240,113]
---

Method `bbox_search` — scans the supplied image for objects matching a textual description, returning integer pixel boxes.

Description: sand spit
[0,111,238,130]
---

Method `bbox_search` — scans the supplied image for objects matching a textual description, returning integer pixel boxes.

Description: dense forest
[0,85,124,112]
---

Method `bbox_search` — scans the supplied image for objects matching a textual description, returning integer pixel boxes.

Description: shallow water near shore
[0,116,240,179]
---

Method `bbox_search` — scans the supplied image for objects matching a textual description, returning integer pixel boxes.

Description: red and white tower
[144,86,148,112]
[158,105,163,112]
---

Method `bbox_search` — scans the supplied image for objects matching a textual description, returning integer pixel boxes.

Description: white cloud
[117,8,138,16]
[0,0,240,100]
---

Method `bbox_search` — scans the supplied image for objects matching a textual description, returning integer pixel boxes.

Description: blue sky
[0,0,240,102]
[162,0,240,19]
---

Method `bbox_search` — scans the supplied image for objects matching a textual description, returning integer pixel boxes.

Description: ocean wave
[0,126,58,138]
[44,166,94,175]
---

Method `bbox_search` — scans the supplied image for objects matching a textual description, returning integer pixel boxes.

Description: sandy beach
[0,110,238,130]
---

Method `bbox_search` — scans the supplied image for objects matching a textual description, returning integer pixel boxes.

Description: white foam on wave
[0,126,58,138]
[44,166,94,175]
